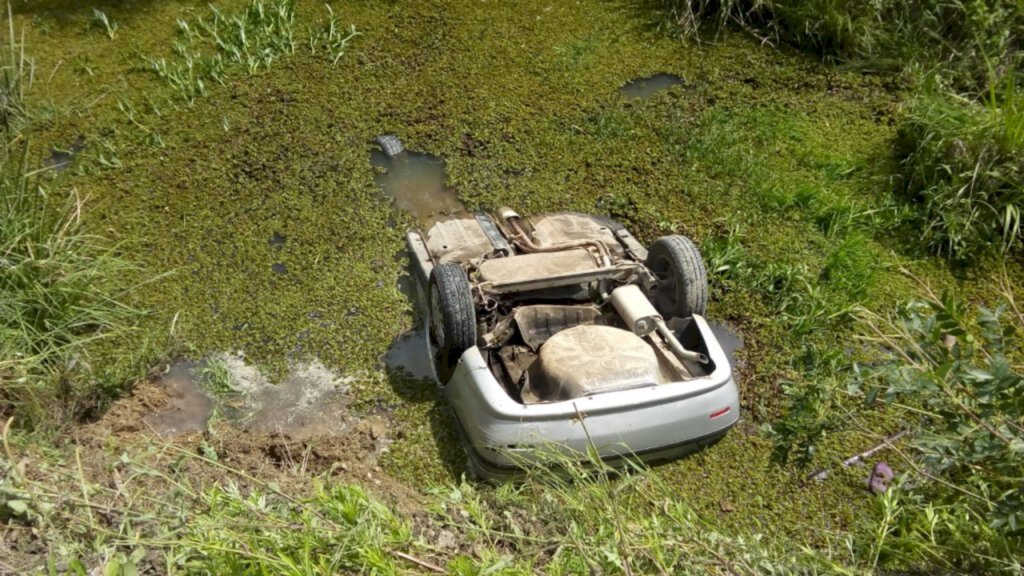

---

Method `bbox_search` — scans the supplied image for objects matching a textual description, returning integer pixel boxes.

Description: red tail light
[709,406,731,419]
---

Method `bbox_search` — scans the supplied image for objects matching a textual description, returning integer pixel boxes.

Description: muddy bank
[78,370,419,510]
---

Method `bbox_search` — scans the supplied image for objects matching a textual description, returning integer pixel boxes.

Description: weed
[308,5,361,65]
[199,360,233,396]
[854,286,1024,536]
[0,18,140,430]
[1,151,141,428]
[146,1,298,104]
[91,9,118,40]
[772,279,1024,571]
[149,1,357,104]
[702,225,749,277]
[656,0,1023,93]
[0,7,30,140]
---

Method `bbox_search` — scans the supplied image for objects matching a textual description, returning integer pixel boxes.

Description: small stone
[369,420,387,439]
[436,530,457,550]
[868,461,894,494]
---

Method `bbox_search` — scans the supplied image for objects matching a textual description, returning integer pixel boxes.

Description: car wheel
[646,235,708,318]
[428,263,476,384]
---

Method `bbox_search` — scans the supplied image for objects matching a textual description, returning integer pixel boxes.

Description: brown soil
[73,377,425,513]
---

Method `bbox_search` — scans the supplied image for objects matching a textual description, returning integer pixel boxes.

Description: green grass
[145,1,358,104]
[655,0,1024,261]
[895,80,1024,261]
[2,0,1022,572]
[0,16,144,431]
[0,431,876,574]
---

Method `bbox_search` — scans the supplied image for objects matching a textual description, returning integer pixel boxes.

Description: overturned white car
[405,208,739,478]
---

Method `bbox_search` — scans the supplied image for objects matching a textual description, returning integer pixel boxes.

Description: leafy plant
[855,288,1024,536]
[768,282,1024,571]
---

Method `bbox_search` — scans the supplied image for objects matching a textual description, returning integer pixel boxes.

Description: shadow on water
[42,136,86,173]
[709,321,744,368]
[620,73,684,99]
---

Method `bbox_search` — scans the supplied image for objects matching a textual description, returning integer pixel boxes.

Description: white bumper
[443,315,740,477]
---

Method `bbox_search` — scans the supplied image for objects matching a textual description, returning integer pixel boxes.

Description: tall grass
[0,7,28,141]
[0,17,139,429]
[896,80,1023,261]
[657,0,1023,87]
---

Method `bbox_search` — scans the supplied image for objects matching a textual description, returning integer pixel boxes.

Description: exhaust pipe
[497,206,611,266]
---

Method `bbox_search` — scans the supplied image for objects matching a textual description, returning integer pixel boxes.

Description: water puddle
[383,329,434,381]
[143,355,390,442]
[370,136,465,227]
[42,135,86,173]
[620,73,684,99]
[268,232,286,248]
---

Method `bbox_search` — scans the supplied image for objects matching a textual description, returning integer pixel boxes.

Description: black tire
[428,263,476,384]
[375,134,405,158]
[646,235,708,318]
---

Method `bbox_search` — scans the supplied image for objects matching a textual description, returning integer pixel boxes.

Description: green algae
[14,0,1024,553]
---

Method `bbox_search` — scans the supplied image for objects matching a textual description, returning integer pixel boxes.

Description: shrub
[656,0,1023,90]
[771,284,1024,571]
[895,83,1023,260]
[855,290,1023,538]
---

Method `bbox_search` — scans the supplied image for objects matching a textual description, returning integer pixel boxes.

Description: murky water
[371,142,465,227]
[382,329,435,381]
[143,355,385,440]
[620,73,684,99]
[224,357,353,437]
[43,135,86,172]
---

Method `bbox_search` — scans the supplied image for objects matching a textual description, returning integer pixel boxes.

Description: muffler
[610,284,709,365]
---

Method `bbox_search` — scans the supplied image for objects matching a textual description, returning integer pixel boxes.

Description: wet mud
[142,362,214,436]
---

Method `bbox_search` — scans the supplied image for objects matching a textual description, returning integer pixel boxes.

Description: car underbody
[405,208,739,478]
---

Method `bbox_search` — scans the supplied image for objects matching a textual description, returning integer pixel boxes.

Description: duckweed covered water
[20,0,1016,546]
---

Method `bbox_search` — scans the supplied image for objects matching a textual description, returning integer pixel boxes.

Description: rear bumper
[458,418,734,481]
[444,315,740,478]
